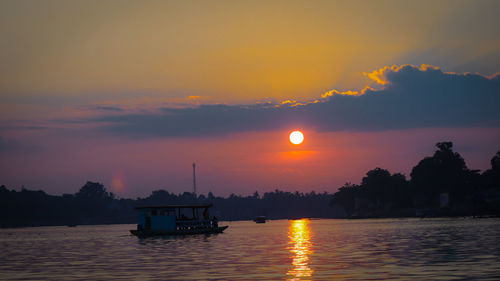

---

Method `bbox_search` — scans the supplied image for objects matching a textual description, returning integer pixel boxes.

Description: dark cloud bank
[96,65,500,137]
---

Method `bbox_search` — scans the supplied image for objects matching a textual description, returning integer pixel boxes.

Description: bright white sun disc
[289,131,304,145]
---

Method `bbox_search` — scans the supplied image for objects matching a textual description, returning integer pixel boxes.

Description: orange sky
[1,127,498,197]
[1,0,499,104]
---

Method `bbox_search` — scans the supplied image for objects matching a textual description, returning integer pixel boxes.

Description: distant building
[440,192,449,208]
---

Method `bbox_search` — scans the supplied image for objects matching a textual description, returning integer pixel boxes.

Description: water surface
[1,218,499,280]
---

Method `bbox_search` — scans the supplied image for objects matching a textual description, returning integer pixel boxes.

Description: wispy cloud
[0,136,40,152]
[91,106,124,112]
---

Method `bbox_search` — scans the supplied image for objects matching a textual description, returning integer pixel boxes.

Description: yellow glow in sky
[0,0,499,104]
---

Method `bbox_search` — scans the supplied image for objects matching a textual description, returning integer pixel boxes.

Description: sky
[1,0,499,198]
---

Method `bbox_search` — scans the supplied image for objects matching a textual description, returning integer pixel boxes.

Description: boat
[254,216,266,223]
[130,204,228,237]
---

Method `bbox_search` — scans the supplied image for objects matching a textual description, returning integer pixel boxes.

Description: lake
[1,218,499,280]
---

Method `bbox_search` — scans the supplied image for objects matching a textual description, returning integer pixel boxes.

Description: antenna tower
[193,162,197,197]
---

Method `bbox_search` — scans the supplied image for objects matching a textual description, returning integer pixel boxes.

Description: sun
[289,131,304,145]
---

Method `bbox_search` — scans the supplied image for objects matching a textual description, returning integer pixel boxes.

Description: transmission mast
[192,162,197,198]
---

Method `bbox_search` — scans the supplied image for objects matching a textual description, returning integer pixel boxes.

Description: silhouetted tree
[478,150,500,214]
[360,168,410,209]
[73,182,117,222]
[482,151,500,189]
[253,191,260,199]
[330,183,359,215]
[410,141,471,208]
[492,151,500,170]
[330,168,410,217]
[75,181,114,201]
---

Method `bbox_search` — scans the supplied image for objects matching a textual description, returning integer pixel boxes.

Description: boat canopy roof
[134,204,213,210]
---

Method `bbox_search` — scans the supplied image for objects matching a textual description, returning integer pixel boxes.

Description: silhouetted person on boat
[202,208,210,228]
[212,216,218,228]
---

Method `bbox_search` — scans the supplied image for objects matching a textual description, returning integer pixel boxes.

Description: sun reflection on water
[287,219,313,280]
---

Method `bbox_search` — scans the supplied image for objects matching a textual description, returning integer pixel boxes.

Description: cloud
[90,65,500,137]
[363,64,441,85]
[92,105,124,112]
[0,136,40,151]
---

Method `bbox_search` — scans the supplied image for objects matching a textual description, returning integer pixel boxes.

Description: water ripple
[0,218,499,280]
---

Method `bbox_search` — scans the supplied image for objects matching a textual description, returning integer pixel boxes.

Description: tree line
[330,142,500,218]
[1,141,498,227]
[0,183,340,228]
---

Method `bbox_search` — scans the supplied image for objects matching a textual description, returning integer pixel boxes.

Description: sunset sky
[1,0,499,197]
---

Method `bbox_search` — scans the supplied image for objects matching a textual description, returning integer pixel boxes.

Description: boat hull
[130,226,228,237]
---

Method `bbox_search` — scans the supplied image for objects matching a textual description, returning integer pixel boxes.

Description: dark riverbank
[0,183,343,228]
[329,142,500,219]
[2,141,499,228]
[1,178,498,229]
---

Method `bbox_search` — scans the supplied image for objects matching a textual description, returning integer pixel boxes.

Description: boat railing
[176,219,211,225]
[175,219,216,230]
